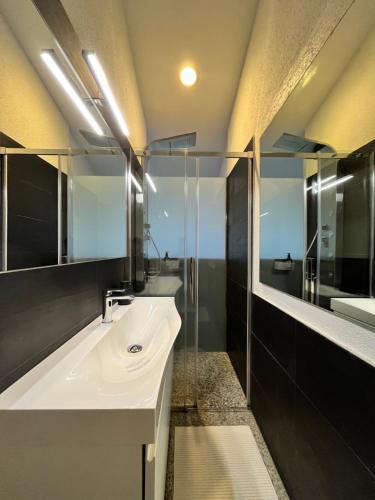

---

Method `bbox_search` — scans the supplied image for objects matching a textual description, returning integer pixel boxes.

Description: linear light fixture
[130,173,142,193]
[306,175,336,192]
[145,173,157,193]
[319,174,353,192]
[41,51,104,136]
[164,210,169,218]
[84,51,129,136]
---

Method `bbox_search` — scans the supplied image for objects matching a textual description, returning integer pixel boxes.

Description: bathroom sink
[0,296,181,443]
[138,276,183,296]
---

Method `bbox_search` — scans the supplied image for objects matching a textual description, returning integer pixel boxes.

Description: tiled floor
[166,351,289,499]
[171,351,248,409]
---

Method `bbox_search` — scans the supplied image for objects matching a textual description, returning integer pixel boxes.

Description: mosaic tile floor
[171,351,248,409]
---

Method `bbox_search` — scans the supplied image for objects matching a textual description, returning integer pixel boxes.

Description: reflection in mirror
[0,0,125,272]
[68,153,127,262]
[260,0,375,331]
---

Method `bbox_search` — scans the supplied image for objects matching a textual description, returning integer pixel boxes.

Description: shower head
[146,132,197,151]
[273,133,336,153]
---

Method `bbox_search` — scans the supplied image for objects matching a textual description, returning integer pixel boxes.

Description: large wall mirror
[259,0,375,331]
[0,0,130,272]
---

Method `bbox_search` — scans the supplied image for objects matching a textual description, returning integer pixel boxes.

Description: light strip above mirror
[145,173,157,193]
[84,51,129,136]
[41,51,104,136]
[130,173,142,193]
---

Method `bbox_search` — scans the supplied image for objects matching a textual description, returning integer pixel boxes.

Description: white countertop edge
[0,297,179,409]
[253,282,375,369]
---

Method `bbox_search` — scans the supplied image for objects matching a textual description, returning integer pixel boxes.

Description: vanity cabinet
[0,298,180,500]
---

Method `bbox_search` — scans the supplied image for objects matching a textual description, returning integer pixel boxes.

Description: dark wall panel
[226,157,249,392]
[0,258,128,393]
[251,294,375,499]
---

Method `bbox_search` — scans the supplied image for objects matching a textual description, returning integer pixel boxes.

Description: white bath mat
[173,426,278,500]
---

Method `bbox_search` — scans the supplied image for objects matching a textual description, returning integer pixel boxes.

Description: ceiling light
[180,66,197,87]
[164,211,169,218]
[41,51,104,136]
[130,173,142,193]
[145,173,157,193]
[85,52,129,136]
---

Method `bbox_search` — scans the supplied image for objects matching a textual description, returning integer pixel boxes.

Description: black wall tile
[250,335,295,491]
[293,388,375,500]
[296,321,375,475]
[251,294,375,500]
[252,295,296,378]
[0,258,128,393]
[227,279,247,324]
[226,158,249,392]
[227,312,247,391]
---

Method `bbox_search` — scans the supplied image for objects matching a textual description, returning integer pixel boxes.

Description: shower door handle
[189,257,195,304]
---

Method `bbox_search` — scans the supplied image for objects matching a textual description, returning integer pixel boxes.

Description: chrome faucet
[102,288,135,323]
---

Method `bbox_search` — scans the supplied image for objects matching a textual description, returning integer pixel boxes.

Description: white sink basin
[0,297,181,500]
[0,297,181,411]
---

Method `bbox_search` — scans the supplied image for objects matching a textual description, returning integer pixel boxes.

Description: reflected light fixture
[308,174,354,194]
[130,173,142,193]
[145,173,157,193]
[164,211,169,218]
[85,51,129,136]
[306,175,336,192]
[41,51,104,136]
[180,66,197,87]
[320,174,353,192]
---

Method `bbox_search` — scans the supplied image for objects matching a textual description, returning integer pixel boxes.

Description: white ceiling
[123,0,258,151]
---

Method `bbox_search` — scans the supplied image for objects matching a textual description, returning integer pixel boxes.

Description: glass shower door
[144,153,248,409]
[144,153,198,408]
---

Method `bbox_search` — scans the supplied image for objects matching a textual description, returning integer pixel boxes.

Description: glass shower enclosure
[142,151,252,409]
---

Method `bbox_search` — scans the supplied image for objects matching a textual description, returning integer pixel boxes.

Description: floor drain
[127,344,143,354]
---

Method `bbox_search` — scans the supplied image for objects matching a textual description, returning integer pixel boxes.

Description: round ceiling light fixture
[180,66,197,87]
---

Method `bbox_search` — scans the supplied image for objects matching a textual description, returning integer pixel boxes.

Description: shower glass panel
[144,154,198,408]
[195,158,227,408]
[144,153,243,409]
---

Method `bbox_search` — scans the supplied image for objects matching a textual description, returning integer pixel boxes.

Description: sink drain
[127,344,143,354]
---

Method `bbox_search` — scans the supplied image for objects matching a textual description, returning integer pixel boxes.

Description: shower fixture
[144,224,161,278]
[146,132,197,152]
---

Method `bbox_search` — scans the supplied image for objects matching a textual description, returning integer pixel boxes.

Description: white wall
[147,178,226,260]
[306,20,375,152]
[260,178,304,260]
[0,12,69,150]
[72,175,126,260]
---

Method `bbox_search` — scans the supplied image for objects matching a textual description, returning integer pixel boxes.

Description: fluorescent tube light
[130,173,142,193]
[306,175,336,192]
[145,173,157,193]
[164,211,169,218]
[41,51,103,136]
[320,174,353,192]
[85,52,129,136]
